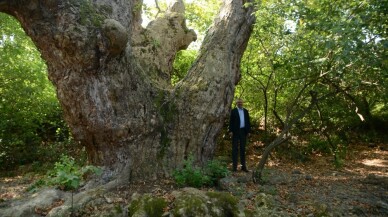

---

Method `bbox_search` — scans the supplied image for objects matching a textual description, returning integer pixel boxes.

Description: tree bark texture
[0,0,255,181]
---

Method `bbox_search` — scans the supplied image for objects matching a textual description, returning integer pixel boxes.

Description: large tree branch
[161,0,256,163]
[131,0,197,87]
[176,0,255,106]
[182,0,255,82]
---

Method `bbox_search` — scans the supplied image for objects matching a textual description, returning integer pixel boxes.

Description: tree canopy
[238,0,387,135]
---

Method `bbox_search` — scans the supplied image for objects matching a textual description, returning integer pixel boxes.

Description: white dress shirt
[238,108,245,128]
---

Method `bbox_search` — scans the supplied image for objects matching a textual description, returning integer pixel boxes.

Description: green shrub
[27,179,46,192]
[203,159,230,186]
[305,137,331,154]
[274,142,310,163]
[28,155,101,192]
[173,156,210,188]
[173,155,230,188]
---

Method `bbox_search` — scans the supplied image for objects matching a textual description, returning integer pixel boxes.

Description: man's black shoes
[232,168,250,172]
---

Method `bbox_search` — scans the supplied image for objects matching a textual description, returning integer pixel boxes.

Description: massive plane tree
[0,0,255,181]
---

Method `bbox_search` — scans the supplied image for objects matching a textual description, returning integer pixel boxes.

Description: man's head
[236,98,244,109]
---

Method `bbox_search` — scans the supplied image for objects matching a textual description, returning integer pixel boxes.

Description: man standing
[229,98,251,172]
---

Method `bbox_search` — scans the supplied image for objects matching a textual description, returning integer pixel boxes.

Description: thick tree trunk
[0,0,255,181]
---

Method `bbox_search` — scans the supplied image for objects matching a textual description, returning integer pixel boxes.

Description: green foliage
[173,155,230,188]
[184,0,221,43]
[28,155,101,192]
[48,155,81,190]
[204,158,231,186]
[132,2,143,14]
[238,0,387,149]
[172,50,197,84]
[303,135,347,168]
[274,142,310,163]
[173,156,209,188]
[305,137,332,154]
[27,179,46,192]
[0,13,72,170]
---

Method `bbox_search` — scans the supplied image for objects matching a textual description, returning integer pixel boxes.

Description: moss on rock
[128,194,167,217]
[206,191,239,216]
[171,188,239,217]
[172,193,207,216]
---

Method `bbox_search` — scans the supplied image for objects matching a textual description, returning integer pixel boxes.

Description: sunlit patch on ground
[362,159,388,168]
[0,176,33,202]
[348,148,388,176]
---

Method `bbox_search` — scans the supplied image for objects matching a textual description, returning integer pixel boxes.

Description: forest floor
[243,142,388,216]
[0,142,387,216]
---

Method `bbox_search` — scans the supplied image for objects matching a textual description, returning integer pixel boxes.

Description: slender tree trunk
[253,92,318,183]
[263,88,268,136]
[0,0,255,181]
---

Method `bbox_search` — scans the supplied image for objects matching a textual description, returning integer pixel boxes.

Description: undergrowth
[28,155,101,192]
[173,155,230,188]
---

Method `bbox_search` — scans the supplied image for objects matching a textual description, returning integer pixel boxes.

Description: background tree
[0,0,255,183]
[0,13,69,170]
[235,0,387,181]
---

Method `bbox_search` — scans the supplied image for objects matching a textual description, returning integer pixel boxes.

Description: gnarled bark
[0,0,255,181]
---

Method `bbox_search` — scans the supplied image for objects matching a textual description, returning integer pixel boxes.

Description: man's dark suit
[229,107,251,171]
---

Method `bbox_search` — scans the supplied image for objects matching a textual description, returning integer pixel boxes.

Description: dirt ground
[0,143,387,216]
[246,143,388,216]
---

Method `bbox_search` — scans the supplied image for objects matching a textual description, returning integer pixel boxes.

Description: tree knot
[101,19,128,56]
